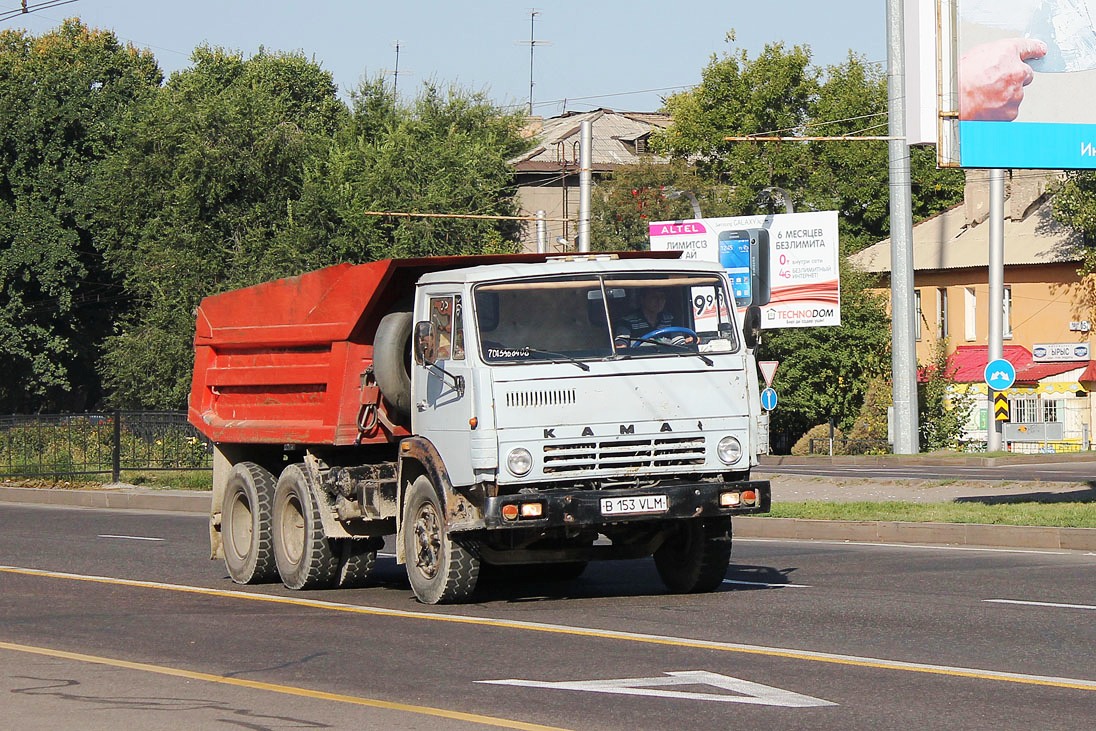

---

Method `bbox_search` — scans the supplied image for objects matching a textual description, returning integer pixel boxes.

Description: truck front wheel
[653,518,732,594]
[272,464,339,590]
[403,476,479,604]
[221,462,278,584]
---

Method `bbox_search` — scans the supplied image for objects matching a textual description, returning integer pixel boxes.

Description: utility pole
[886,0,920,454]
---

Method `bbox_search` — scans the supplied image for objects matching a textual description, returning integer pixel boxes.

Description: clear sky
[4,0,886,114]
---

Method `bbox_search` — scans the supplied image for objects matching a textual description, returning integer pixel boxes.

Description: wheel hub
[412,504,442,579]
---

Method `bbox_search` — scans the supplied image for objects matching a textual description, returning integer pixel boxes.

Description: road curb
[0,486,208,513]
[735,516,1096,551]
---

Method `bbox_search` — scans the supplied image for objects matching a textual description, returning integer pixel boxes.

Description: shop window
[914,289,922,341]
[1003,286,1012,339]
[936,288,948,338]
[964,287,976,341]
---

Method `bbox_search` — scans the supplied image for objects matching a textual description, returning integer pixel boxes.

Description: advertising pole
[887,0,920,454]
[987,169,1005,452]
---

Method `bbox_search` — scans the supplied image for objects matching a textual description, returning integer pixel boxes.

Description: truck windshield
[473,273,738,364]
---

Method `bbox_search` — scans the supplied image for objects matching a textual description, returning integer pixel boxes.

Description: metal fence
[0,411,212,481]
[807,438,891,456]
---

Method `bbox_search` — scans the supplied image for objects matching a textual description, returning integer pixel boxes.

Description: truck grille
[542,436,706,474]
[505,388,577,408]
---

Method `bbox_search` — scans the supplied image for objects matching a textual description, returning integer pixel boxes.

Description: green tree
[803,54,964,254]
[1052,171,1096,273]
[288,77,532,264]
[93,62,531,408]
[918,338,974,451]
[0,21,161,411]
[589,160,721,252]
[655,35,818,216]
[91,46,348,408]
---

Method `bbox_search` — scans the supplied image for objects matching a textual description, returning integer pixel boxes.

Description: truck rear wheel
[403,475,479,604]
[374,311,413,421]
[336,538,379,589]
[654,518,732,594]
[272,464,339,590]
[221,462,278,584]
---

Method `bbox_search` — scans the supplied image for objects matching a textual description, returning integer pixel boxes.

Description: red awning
[937,345,1093,385]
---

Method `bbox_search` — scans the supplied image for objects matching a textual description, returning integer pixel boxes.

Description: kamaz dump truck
[188,252,771,604]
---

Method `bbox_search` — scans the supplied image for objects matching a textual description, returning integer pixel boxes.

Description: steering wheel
[636,326,699,345]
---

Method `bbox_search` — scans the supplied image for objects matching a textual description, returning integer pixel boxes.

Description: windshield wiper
[527,348,591,371]
[613,337,713,366]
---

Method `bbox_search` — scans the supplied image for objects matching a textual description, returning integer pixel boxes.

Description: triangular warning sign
[758,361,779,389]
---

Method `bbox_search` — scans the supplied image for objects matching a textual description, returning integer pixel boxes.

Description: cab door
[411,290,474,484]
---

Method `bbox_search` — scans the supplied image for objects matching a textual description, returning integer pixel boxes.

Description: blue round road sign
[984,358,1016,391]
[760,387,778,410]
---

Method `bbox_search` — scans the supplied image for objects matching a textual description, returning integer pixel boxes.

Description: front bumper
[482,480,770,530]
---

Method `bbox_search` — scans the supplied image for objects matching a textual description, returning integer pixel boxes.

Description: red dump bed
[188,252,678,446]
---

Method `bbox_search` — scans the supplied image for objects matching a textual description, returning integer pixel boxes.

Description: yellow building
[849,171,1096,450]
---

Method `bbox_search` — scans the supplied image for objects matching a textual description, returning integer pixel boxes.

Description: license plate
[600,494,668,516]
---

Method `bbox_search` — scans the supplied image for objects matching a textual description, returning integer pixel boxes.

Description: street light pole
[887,0,920,454]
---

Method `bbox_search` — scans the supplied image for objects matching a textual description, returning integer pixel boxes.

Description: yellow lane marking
[3,565,1095,693]
[0,639,572,731]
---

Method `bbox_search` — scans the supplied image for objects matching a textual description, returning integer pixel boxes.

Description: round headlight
[717,436,743,465]
[506,447,533,477]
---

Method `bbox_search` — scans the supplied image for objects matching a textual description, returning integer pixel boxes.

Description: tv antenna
[520,9,551,115]
[386,40,412,96]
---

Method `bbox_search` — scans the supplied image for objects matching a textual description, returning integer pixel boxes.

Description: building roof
[849,198,1085,274]
[511,109,672,173]
[943,344,1094,385]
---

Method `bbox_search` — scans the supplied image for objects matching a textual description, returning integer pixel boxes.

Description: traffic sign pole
[984,357,1015,452]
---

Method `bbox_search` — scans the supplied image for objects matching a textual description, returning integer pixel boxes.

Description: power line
[0,0,79,23]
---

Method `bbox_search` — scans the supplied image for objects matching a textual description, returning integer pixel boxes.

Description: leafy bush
[791,423,846,456]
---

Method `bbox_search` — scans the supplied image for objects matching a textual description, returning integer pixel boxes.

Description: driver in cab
[614,288,696,346]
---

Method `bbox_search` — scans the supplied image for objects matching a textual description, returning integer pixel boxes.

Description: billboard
[649,211,841,329]
[944,0,1096,168]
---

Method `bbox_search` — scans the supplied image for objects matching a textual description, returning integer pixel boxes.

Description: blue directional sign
[983,358,1016,391]
[760,387,778,411]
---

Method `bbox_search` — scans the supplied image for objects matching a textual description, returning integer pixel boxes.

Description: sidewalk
[1,474,1094,552]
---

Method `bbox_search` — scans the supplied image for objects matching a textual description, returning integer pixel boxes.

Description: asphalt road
[1,502,1093,731]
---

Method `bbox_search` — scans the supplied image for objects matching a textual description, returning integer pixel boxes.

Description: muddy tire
[653,518,732,594]
[374,311,413,422]
[221,462,278,584]
[336,538,379,589]
[403,475,479,604]
[272,464,339,590]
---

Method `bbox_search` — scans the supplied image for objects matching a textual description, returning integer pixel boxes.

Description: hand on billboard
[959,38,1047,121]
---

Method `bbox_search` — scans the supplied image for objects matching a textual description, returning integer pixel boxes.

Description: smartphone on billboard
[718,229,753,306]
[718,228,770,307]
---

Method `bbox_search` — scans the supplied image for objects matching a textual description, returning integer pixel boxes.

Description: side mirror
[413,321,435,365]
[742,305,762,349]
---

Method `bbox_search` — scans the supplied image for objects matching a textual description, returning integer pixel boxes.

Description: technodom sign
[940,0,1096,168]
[648,211,840,329]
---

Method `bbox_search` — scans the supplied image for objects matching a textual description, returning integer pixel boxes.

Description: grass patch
[119,471,212,491]
[767,500,1096,528]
